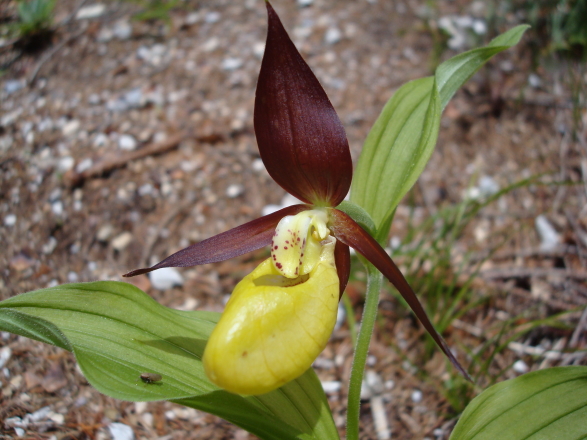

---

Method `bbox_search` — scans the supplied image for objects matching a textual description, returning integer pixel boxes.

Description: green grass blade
[0,281,339,440]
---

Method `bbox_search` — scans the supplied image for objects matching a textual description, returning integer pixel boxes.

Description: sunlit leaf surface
[0,282,339,440]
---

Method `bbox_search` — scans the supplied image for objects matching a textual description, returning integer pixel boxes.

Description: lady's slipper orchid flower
[124,2,468,395]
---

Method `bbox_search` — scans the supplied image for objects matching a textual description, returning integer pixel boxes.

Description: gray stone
[4,80,25,95]
[76,4,106,20]
[4,214,16,227]
[149,267,184,290]
[204,11,221,23]
[118,134,137,151]
[226,184,244,198]
[62,120,81,137]
[108,423,135,440]
[222,58,243,71]
[535,215,561,251]
[324,27,342,45]
[113,21,132,40]
[112,232,133,251]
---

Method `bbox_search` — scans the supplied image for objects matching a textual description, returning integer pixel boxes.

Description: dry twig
[66,133,186,186]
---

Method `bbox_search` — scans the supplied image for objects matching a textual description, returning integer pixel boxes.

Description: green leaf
[450,366,587,440]
[351,25,529,233]
[335,200,377,237]
[0,281,339,440]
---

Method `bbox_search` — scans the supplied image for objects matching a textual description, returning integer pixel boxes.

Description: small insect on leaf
[140,372,162,384]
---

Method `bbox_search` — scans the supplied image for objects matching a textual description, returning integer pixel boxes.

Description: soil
[1,0,586,439]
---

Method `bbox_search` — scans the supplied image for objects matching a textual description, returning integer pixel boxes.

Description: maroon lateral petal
[123,204,308,277]
[329,209,472,381]
[254,2,352,207]
[334,241,350,299]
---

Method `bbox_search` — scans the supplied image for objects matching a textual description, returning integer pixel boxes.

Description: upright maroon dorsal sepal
[254,2,353,207]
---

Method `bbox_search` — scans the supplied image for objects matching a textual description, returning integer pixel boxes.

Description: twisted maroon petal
[123,204,308,277]
[334,241,351,299]
[254,2,352,206]
[329,209,472,381]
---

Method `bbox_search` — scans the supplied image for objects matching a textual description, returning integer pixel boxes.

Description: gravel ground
[1,0,586,439]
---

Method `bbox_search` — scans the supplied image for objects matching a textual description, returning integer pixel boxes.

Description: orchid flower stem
[346,263,383,440]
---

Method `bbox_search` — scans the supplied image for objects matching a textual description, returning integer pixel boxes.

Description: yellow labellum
[203,235,339,395]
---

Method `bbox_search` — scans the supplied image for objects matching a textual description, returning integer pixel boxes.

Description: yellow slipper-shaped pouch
[203,234,339,395]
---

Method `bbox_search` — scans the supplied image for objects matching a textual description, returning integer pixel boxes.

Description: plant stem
[346,263,383,440]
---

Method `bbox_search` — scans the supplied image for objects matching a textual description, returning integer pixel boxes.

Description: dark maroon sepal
[254,2,352,207]
[123,204,308,277]
[329,209,472,381]
[334,241,351,299]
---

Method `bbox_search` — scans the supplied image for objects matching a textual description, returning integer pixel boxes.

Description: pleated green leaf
[0,281,339,440]
[351,25,529,236]
[450,366,587,440]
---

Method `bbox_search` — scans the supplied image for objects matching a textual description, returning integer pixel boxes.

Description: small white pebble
[48,412,65,424]
[472,19,486,35]
[535,215,561,251]
[222,58,243,71]
[262,204,282,216]
[389,236,401,250]
[68,271,79,283]
[164,410,176,420]
[324,27,342,45]
[42,237,58,255]
[204,11,220,23]
[138,183,154,196]
[176,297,199,311]
[57,156,75,172]
[76,4,106,20]
[513,360,529,374]
[4,214,16,227]
[528,73,542,88]
[93,133,108,147]
[141,412,153,428]
[112,232,133,251]
[97,224,114,242]
[118,134,137,151]
[149,267,184,290]
[14,427,25,437]
[411,389,423,403]
[252,158,265,172]
[321,381,341,393]
[108,422,135,440]
[29,406,51,422]
[334,302,346,331]
[51,201,64,216]
[134,402,147,414]
[62,120,81,137]
[313,357,335,369]
[76,158,93,174]
[252,42,265,58]
[365,370,384,395]
[0,346,12,369]
[226,184,244,198]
